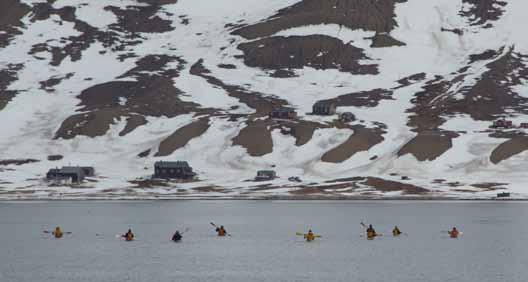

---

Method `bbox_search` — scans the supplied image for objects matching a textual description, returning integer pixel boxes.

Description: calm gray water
[0,201,527,282]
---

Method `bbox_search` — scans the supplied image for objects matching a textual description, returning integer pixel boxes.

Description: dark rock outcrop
[238,35,377,74]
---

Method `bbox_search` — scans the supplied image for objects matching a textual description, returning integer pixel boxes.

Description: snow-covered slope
[1,0,528,199]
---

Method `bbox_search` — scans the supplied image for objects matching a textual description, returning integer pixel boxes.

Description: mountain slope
[1,0,528,199]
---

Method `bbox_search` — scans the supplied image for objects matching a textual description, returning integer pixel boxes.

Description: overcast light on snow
[1,0,528,199]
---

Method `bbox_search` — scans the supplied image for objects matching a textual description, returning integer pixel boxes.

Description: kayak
[296,232,321,241]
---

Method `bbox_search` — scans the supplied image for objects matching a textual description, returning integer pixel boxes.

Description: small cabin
[492,118,513,129]
[497,192,510,198]
[81,167,95,177]
[312,101,337,115]
[255,170,277,181]
[520,123,528,129]
[269,107,297,120]
[46,166,86,183]
[154,161,196,179]
[339,112,355,123]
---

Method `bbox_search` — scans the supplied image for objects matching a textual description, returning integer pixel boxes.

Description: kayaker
[216,225,227,237]
[448,227,459,238]
[392,226,402,236]
[53,226,63,239]
[124,229,134,241]
[172,231,182,242]
[366,224,377,238]
[305,230,315,242]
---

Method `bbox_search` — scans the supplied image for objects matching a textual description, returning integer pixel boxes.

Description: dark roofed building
[46,168,61,179]
[154,161,196,179]
[255,170,277,181]
[81,167,95,177]
[269,107,297,119]
[46,166,86,183]
[312,101,336,115]
[340,112,355,122]
[491,118,513,129]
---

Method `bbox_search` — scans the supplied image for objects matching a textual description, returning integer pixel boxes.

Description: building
[312,101,337,115]
[520,123,528,129]
[81,167,95,177]
[497,192,510,198]
[269,107,297,119]
[491,118,513,129]
[255,170,277,181]
[339,112,355,122]
[154,161,196,179]
[46,166,88,183]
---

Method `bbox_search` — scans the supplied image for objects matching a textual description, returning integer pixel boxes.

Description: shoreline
[0,195,525,201]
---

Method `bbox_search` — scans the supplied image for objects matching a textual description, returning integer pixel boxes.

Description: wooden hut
[255,170,277,181]
[312,101,337,115]
[154,161,196,179]
[269,107,297,119]
[46,166,87,183]
[339,112,355,122]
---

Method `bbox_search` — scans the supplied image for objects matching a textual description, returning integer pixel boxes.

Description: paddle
[210,222,231,237]
[43,230,72,235]
[296,232,322,237]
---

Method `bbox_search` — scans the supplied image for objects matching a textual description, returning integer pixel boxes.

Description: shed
[46,166,85,183]
[46,168,61,180]
[154,161,196,179]
[269,107,297,119]
[81,167,95,177]
[312,101,337,115]
[255,170,277,181]
[492,118,513,129]
[339,112,355,122]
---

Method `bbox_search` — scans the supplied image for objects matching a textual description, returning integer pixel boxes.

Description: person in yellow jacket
[304,230,316,242]
[216,226,227,237]
[52,226,63,239]
[392,226,402,237]
[123,229,134,241]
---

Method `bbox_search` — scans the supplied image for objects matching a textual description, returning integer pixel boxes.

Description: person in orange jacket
[216,226,227,237]
[448,227,459,238]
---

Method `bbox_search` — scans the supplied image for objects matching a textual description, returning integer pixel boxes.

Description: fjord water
[1,201,527,282]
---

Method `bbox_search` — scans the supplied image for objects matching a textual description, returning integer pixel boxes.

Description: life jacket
[367,231,376,239]
[217,228,226,237]
[125,232,134,241]
[449,230,459,238]
[305,232,315,242]
[53,229,63,238]
[393,228,401,236]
